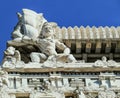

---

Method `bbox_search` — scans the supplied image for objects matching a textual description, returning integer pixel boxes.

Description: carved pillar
[110,76,116,87]
[63,78,69,86]
[99,76,106,88]
[16,78,21,88]
[50,78,63,87]
[9,78,14,89]
[50,78,56,87]
[57,78,63,87]
[22,78,28,87]
[85,78,91,87]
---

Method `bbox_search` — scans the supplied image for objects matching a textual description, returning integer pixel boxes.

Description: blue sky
[0,0,120,63]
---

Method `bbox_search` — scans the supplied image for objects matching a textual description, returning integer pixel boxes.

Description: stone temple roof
[55,26,120,40]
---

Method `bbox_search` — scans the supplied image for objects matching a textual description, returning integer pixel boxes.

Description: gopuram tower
[1,9,120,98]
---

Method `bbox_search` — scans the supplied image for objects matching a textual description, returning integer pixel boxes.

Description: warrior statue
[30,22,76,63]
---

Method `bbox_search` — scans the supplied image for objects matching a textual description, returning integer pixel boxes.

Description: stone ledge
[3,67,120,73]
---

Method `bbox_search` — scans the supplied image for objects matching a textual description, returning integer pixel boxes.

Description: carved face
[5,47,15,55]
[42,23,54,38]
[102,56,107,62]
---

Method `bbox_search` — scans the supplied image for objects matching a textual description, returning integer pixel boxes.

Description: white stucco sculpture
[12,9,47,41]
[30,79,65,98]
[107,60,118,67]
[2,46,21,63]
[30,22,76,64]
[2,46,24,68]
[0,69,11,98]
[93,56,118,67]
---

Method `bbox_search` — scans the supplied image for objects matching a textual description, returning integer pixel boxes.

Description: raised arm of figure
[55,40,70,55]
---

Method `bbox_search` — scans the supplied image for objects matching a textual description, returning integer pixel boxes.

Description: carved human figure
[102,56,107,62]
[30,22,76,63]
[107,60,118,67]
[94,56,108,67]
[94,56,118,67]
[94,59,104,67]
[2,46,21,67]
